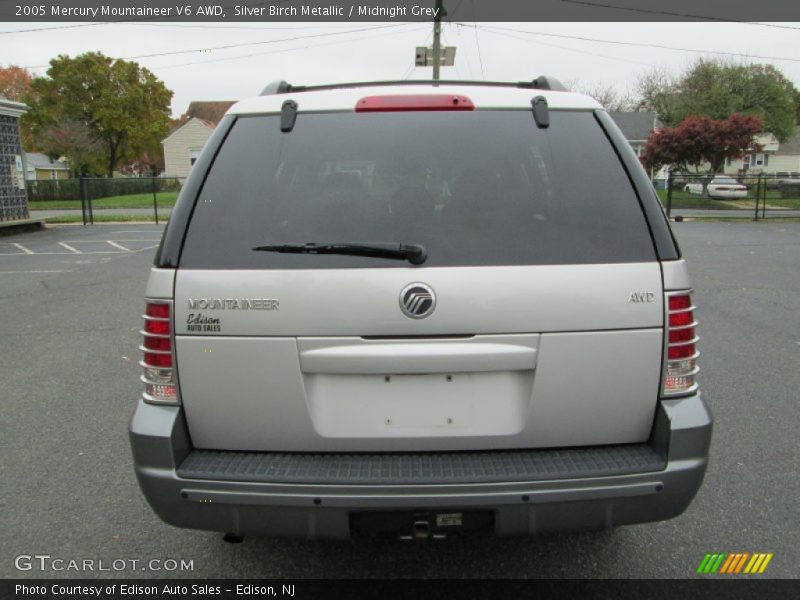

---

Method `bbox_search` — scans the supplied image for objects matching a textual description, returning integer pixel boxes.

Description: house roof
[162,116,216,143]
[24,152,68,170]
[609,111,663,142]
[185,100,236,124]
[164,100,236,139]
[775,126,800,156]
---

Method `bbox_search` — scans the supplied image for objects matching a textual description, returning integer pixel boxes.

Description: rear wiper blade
[253,242,427,265]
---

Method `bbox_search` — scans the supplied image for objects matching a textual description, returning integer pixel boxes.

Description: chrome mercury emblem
[400,283,436,319]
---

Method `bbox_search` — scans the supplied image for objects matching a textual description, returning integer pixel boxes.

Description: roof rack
[259,77,568,96]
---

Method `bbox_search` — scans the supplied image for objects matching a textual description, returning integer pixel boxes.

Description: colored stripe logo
[696,552,773,574]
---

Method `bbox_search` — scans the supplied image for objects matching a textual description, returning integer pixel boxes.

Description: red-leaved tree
[0,65,33,102]
[641,113,763,196]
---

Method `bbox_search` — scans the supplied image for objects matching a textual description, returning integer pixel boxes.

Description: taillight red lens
[355,94,475,112]
[143,336,171,351]
[668,342,696,360]
[668,295,692,311]
[146,303,170,319]
[144,351,172,368]
[669,311,693,327]
[144,319,170,335]
[669,326,695,344]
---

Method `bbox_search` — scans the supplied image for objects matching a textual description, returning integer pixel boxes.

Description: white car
[684,177,748,198]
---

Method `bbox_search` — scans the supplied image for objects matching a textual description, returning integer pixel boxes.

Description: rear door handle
[299,342,537,374]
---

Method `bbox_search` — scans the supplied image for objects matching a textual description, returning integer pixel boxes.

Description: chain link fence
[25,172,800,225]
[662,173,800,220]
[28,177,183,224]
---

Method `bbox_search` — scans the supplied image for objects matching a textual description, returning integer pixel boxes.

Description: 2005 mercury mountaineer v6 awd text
[130,78,711,540]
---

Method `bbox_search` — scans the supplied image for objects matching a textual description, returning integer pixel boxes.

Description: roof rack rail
[260,80,293,96]
[529,76,567,92]
[258,77,568,96]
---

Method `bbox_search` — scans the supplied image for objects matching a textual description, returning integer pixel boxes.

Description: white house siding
[722,131,799,175]
[769,155,800,173]
[723,155,800,175]
[162,118,214,180]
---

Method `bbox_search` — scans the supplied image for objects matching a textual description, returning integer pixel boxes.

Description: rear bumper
[129,395,712,539]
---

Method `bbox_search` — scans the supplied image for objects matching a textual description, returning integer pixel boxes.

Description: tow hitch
[398,519,447,541]
[350,510,494,540]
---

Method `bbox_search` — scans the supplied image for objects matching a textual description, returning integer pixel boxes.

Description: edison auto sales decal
[186,313,221,333]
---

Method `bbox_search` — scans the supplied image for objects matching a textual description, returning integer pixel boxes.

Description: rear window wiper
[253,242,428,265]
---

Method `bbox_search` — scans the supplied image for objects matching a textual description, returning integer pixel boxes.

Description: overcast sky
[2,20,799,116]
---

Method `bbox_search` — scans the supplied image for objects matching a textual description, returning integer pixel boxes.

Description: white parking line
[0,251,122,256]
[11,243,34,254]
[59,242,82,254]
[0,239,161,256]
[106,241,132,252]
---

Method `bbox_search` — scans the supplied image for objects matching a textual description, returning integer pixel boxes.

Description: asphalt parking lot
[2,221,798,579]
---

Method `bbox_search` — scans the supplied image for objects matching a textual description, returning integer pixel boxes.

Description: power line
[1,21,404,37]
[473,23,652,68]
[157,24,424,70]
[452,22,477,78]
[559,1,800,31]
[20,23,415,69]
[469,23,800,63]
[0,22,110,35]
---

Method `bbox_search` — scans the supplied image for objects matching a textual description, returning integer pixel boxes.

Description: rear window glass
[180,110,656,269]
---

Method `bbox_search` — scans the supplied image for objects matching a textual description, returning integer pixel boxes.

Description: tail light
[355,94,475,112]
[662,291,699,396]
[141,300,179,404]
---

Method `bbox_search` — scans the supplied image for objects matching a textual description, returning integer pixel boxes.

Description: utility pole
[414,1,454,77]
[432,0,443,81]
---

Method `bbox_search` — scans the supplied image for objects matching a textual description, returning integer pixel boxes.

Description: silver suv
[130,79,711,540]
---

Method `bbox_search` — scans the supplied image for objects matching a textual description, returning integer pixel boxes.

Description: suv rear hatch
[172,105,664,452]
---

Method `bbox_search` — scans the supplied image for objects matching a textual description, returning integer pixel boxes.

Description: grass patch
[29,192,177,210]
[656,189,746,210]
[760,198,800,209]
[44,214,167,224]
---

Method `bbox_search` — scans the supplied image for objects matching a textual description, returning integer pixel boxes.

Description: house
[0,97,29,221]
[23,152,70,181]
[609,110,668,185]
[162,101,235,180]
[609,111,663,158]
[723,127,800,176]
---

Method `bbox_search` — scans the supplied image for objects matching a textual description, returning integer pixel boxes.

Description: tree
[571,81,634,112]
[636,59,798,142]
[641,114,762,196]
[0,65,33,101]
[794,88,800,123]
[635,66,676,119]
[0,65,37,147]
[26,52,172,176]
[35,120,102,176]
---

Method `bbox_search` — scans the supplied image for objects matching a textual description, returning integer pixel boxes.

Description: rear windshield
[180,110,656,269]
